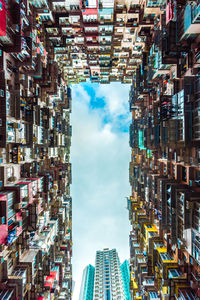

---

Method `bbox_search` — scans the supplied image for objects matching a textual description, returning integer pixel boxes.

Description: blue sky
[71,82,131,299]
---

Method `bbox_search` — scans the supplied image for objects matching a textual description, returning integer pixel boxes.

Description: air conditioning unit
[186,201,193,209]
[26,283,31,291]
[35,284,41,289]
[11,252,17,259]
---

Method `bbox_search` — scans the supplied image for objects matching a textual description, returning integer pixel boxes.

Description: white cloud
[95,83,131,117]
[71,83,131,300]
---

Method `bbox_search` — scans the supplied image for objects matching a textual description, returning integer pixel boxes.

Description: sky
[71,82,131,300]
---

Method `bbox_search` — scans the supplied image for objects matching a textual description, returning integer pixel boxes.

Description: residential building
[0,0,73,299]
[128,0,200,299]
[93,248,126,300]
[79,264,95,300]
[43,0,142,84]
[121,260,131,300]
[80,248,131,300]
[1,0,200,299]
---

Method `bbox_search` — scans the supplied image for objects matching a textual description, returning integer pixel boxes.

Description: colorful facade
[128,0,200,299]
[1,0,200,299]
[42,0,143,84]
[0,0,73,298]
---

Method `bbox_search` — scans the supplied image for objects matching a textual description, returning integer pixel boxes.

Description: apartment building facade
[79,249,131,300]
[37,0,142,84]
[128,0,200,299]
[79,264,95,300]
[0,0,73,299]
[1,0,200,299]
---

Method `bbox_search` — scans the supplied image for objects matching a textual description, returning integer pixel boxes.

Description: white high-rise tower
[93,248,126,300]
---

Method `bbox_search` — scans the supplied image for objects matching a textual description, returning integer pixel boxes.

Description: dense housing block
[0,0,72,299]
[128,0,200,299]
[1,0,200,299]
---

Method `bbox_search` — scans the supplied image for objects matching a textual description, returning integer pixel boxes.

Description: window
[0,89,4,97]
[7,167,13,178]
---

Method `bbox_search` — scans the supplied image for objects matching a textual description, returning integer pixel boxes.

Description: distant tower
[79,264,95,300]
[121,260,131,300]
[93,248,127,300]
[79,249,130,300]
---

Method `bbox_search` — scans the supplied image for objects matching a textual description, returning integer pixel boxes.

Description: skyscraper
[120,260,131,300]
[79,264,95,300]
[80,248,130,300]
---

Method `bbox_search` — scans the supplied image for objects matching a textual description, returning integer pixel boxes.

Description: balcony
[82,16,98,25]
[19,249,38,281]
[99,39,112,46]
[168,268,186,279]
[178,288,197,300]
[162,22,179,64]
[85,30,98,37]
[129,5,140,14]
[139,11,154,26]
[115,17,125,26]
[142,277,155,287]
[9,268,28,299]
[81,0,97,10]
[0,288,16,300]
[44,265,60,291]
[99,16,113,24]
[182,4,200,39]
[86,40,99,46]
[127,18,138,27]
[115,4,127,14]
[148,291,160,300]
[99,25,113,36]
